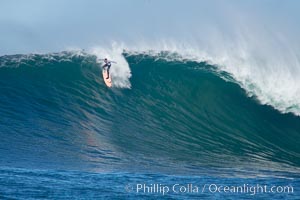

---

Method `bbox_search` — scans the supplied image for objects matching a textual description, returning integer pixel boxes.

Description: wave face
[0,51,300,177]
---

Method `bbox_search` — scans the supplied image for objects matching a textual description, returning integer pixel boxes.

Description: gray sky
[0,0,299,55]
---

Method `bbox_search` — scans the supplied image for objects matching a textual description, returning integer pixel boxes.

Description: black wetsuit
[103,61,111,79]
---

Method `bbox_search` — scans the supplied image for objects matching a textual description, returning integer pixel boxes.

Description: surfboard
[102,69,112,87]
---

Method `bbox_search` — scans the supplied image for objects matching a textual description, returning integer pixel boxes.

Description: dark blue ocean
[0,52,299,199]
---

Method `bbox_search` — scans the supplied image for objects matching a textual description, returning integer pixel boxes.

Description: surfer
[102,58,111,79]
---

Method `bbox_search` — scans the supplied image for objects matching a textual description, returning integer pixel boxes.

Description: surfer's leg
[106,66,110,79]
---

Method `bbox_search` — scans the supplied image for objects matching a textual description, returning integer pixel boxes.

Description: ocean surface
[0,51,299,199]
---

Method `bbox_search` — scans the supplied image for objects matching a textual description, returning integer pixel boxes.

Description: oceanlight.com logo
[124,183,294,196]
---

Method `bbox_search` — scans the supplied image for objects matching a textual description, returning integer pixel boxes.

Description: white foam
[117,36,300,116]
[206,31,300,116]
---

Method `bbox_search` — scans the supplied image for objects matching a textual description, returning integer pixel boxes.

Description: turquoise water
[0,51,299,199]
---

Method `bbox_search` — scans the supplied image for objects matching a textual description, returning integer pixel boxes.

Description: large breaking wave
[0,50,300,178]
